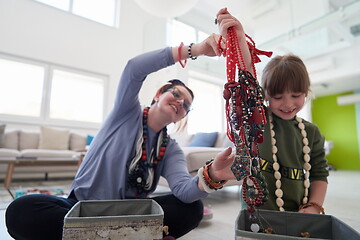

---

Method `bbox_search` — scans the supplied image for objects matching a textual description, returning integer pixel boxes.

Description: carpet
[0,179,72,210]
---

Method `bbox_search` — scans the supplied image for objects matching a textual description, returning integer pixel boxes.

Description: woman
[6,33,238,240]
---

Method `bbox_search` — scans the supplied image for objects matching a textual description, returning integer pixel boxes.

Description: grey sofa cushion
[182,147,225,173]
[0,124,5,147]
[0,148,21,158]
[4,130,19,150]
[38,126,70,150]
[69,132,87,151]
[19,131,39,150]
[21,149,79,158]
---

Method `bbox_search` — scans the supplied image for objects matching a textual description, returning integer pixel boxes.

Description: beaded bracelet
[299,201,325,214]
[197,167,216,193]
[203,161,228,190]
[178,42,187,68]
[188,43,197,60]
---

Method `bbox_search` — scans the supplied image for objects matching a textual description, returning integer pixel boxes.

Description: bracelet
[188,43,197,60]
[197,167,215,193]
[178,42,187,68]
[299,202,325,214]
[203,161,228,190]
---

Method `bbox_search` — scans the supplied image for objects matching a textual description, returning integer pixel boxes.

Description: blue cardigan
[70,47,207,203]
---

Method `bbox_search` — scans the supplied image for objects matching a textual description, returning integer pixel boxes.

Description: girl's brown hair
[261,55,310,98]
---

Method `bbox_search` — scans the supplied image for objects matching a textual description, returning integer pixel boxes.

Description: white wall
[0,0,148,110]
[0,0,228,133]
[6,0,346,132]
[0,0,156,133]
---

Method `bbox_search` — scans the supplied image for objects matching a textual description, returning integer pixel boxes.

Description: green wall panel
[312,92,360,170]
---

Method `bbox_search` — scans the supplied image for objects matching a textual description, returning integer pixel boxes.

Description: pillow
[19,131,39,150]
[0,124,5,148]
[69,132,87,151]
[38,126,70,150]
[187,132,218,147]
[86,135,94,145]
[3,130,19,150]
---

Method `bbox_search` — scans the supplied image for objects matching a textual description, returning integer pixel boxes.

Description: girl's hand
[215,7,254,76]
[298,206,320,214]
[216,8,245,39]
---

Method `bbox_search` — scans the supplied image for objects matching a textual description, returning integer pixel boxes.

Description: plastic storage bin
[235,209,360,240]
[62,199,164,240]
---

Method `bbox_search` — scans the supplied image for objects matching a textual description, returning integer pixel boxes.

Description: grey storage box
[236,209,360,240]
[62,199,164,240]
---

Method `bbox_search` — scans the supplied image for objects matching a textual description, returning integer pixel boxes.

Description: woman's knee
[5,194,76,240]
[189,199,204,225]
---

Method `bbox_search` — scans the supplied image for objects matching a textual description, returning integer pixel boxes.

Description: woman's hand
[191,33,226,57]
[208,147,237,181]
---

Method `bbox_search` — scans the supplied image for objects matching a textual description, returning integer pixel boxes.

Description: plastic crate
[235,209,360,240]
[62,199,164,240]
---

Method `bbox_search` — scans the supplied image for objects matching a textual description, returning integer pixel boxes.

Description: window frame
[0,53,107,130]
[33,0,120,27]
[167,19,227,134]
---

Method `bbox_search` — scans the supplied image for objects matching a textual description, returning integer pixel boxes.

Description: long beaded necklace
[128,107,169,196]
[269,113,311,211]
[221,27,272,233]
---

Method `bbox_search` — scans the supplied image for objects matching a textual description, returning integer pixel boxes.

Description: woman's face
[268,91,306,120]
[157,86,193,122]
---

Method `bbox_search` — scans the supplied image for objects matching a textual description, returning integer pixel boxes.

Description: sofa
[172,132,233,174]
[0,125,87,188]
[0,124,240,189]
[160,131,240,187]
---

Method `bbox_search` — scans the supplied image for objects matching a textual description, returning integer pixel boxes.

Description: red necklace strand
[128,107,169,196]
[221,27,272,233]
[141,107,168,165]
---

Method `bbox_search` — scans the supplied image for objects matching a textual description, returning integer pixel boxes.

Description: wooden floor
[1,170,359,240]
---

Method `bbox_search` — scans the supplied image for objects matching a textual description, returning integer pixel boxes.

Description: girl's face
[157,86,193,122]
[268,91,306,120]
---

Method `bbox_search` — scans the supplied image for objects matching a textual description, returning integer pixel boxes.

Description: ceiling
[185,0,360,97]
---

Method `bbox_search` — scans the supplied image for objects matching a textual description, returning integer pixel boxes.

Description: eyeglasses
[167,87,192,114]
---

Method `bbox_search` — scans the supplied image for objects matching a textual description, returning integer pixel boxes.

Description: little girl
[216,8,329,214]
[258,55,329,213]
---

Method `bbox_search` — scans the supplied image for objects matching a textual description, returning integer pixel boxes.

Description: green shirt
[241,111,329,211]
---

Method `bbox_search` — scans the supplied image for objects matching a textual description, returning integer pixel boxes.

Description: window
[167,19,225,134]
[167,19,206,46]
[50,69,104,123]
[72,0,117,26]
[0,55,106,128]
[0,59,44,117]
[34,0,118,27]
[188,77,224,134]
[36,0,69,10]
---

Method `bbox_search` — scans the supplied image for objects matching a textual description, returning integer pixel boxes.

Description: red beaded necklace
[221,27,272,232]
[141,107,168,165]
[128,107,169,196]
